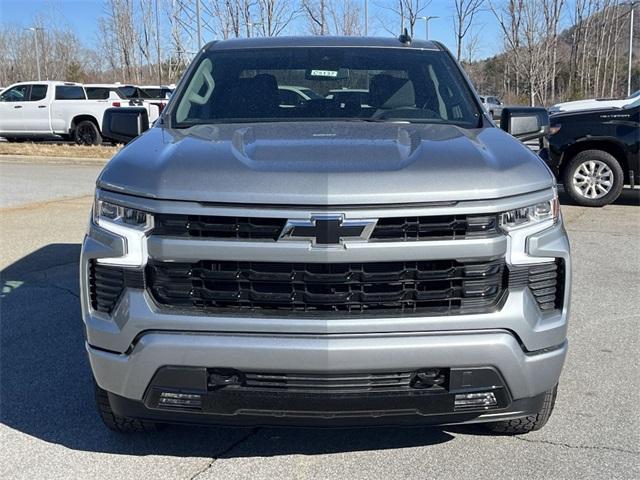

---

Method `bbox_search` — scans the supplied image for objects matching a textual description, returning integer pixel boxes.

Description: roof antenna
[399,27,411,45]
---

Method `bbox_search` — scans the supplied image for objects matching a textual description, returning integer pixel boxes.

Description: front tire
[485,385,558,434]
[562,149,624,207]
[74,120,102,146]
[94,380,159,433]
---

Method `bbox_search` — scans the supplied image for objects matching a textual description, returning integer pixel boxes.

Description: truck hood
[98,122,554,205]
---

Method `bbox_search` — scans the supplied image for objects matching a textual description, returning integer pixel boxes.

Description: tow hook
[208,370,242,388]
[410,369,446,389]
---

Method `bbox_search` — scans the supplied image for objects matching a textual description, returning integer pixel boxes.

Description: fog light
[158,392,202,409]
[454,392,497,409]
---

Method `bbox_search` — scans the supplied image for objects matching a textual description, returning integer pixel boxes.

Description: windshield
[173,47,482,128]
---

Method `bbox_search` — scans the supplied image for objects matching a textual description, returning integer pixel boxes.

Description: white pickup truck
[0,81,159,145]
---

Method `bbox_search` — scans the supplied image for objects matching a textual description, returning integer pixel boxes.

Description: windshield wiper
[339,118,411,123]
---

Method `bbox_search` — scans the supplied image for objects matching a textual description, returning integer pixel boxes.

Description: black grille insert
[509,259,565,311]
[207,369,449,394]
[154,215,286,240]
[89,262,144,313]
[153,214,499,242]
[146,259,507,315]
[371,215,498,241]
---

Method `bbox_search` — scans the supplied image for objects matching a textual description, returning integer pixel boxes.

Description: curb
[0,155,109,166]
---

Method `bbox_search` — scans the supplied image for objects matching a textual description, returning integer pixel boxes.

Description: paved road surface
[0,161,104,208]
[1,162,638,480]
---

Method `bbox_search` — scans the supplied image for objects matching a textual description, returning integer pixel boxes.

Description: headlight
[93,197,153,266]
[500,190,559,231]
[93,199,152,230]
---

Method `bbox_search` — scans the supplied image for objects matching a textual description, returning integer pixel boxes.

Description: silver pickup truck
[82,36,570,434]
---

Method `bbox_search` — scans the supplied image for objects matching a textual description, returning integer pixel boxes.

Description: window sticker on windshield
[310,70,338,78]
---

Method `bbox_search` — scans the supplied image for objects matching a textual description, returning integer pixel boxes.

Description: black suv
[547,99,639,206]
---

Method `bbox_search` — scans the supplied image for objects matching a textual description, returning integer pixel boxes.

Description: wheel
[485,385,558,434]
[562,149,624,206]
[94,380,160,433]
[74,120,102,146]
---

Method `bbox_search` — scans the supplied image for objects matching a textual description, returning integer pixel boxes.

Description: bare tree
[463,27,483,63]
[541,0,565,103]
[401,0,430,36]
[99,0,140,82]
[1,0,635,97]
[302,0,329,34]
[490,0,547,105]
[377,0,431,36]
[328,0,363,35]
[256,0,297,36]
[454,0,485,61]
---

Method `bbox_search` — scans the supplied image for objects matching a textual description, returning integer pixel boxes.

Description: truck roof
[7,80,81,86]
[206,36,441,52]
[84,83,119,87]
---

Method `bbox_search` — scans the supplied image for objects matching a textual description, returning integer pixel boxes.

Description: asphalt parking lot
[1,160,639,480]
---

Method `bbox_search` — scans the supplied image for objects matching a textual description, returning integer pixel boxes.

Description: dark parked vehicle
[547,98,639,206]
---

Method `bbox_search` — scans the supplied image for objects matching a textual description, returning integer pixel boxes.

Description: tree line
[469,0,639,105]
[0,0,637,106]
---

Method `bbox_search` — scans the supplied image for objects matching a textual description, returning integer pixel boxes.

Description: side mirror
[102,107,149,144]
[500,107,549,142]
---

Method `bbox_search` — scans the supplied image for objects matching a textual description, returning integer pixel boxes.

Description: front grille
[152,214,499,242]
[146,259,507,315]
[509,259,565,311]
[89,262,144,313]
[154,215,286,240]
[209,369,448,394]
[371,215,498,240]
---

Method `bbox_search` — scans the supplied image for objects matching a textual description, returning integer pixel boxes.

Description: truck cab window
[0,85,30,102]
[55,86,86,100]
[30,85,48,101]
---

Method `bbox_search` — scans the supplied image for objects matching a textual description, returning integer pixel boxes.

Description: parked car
[0,81,111,144]
[325,88,371,108]
[549,90,640,113]
[545,98,639,206]
[84,84,127,102]
[138,85,175,100]
[118,84,168,114]
[83,36,569,435]
[479,95,504,119]
[84,83,160,122]
[277,85,323,106]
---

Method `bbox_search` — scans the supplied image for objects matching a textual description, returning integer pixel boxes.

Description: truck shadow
[0,243,456,458]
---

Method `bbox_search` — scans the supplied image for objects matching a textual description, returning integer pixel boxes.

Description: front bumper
[82,189,570,426]
[107,391,549,427]
[88,330,566,425]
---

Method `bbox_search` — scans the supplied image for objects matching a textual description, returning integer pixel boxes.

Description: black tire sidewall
[562,149,624,207]
[74,120,102,146]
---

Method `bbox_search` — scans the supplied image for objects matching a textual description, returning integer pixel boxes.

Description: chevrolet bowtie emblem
[279,215,377,246]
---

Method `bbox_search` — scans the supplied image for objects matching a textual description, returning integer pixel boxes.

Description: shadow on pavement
[0,243,455,458]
